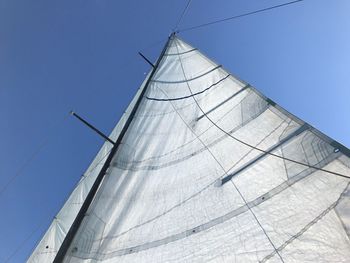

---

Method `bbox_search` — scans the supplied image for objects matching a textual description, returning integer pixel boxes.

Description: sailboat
[28,34,350,262]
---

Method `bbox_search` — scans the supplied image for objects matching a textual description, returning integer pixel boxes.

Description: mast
[53,33,175,262]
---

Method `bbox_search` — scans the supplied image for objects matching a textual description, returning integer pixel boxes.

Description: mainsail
[28,35,350,262]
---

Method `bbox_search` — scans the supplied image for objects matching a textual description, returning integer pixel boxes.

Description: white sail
[30,35,350,262]
[27,74,151,263]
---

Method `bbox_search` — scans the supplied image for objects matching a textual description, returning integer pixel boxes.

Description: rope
[0,114,69,197]
[6,32,165,257]
[173,0,193,31]
[146,74,229,101]
[5,148,113,262]
[3,224,43,263]
[178,0,304,33]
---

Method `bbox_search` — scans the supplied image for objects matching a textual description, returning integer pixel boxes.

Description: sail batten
[28,35,350,263]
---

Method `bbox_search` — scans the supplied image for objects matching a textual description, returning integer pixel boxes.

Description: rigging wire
[4,34,169,261]
[3,223,43,263]
[178,0,304,33]
[0,114,69,197]
[0,34,169,199]
[4,148,113,262]
[8,0,347,258]
[173,0,193,31]
[171,0,349,179]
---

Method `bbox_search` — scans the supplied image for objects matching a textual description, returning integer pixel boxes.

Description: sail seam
[164,48,197,56]
[69,154,340,260]
[152,65,221,84]
[146,74,229,101]
[260,182,350,262]
[112,105,269,171]
[87,119,289,244]
[137,81,226,117]
[133,93,262,164]
[138,81,249,118]
[174,38,286,263]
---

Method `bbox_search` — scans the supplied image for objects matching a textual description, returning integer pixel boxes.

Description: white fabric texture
[27,75,150,263]
[29,36,350,263]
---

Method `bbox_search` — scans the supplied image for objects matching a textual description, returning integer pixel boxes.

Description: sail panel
[63,36,350,263]
[32,36,350,262]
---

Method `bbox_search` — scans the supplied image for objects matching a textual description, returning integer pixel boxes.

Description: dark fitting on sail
[70,111,116,145]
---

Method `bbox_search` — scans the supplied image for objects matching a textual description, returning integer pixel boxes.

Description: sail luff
[53,34,175,262]
[27,88,140,262]
[27,75,151,263]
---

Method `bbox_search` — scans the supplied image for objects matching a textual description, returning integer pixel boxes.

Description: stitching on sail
[70,155,342,260]
[136,81,224,117]
[134,88,296,168]
[174,38,286,262]
[146,74,230,101]
[116,92,265,169]
[136,73,231,118]
[137,83,248,119]
[151,65,221,84]
[138,74,247,118]
[334,195,350,240]
[124,91,268,168]
[260,183,350,263]
[112,104,269,171]
[164,48,197,56]
[87,120,288,245]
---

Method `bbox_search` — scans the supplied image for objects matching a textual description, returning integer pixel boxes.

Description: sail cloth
[27,76,150,263]
[29,36,350,262]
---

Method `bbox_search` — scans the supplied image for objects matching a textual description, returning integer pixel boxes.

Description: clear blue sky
[1,0,349,261]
